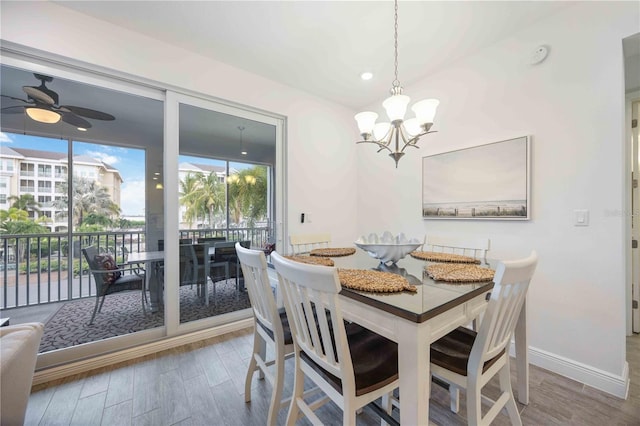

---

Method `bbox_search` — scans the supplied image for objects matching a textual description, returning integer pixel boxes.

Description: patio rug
[39,279,251,352]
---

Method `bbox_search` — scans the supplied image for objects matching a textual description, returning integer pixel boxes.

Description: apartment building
[0,146,122,231]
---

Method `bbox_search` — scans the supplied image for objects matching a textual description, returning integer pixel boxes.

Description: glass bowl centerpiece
[354,231,422,264]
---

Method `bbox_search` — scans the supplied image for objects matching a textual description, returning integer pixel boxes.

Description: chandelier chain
[392,0,400,90]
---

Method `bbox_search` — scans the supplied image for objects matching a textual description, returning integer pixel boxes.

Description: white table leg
[515,297,529,404]
[397,321,431,426]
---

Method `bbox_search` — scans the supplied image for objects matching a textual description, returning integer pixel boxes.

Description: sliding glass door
[0,50,285,367]
[164,94,283,331]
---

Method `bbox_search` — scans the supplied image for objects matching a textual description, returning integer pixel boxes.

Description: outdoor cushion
[94,253,121,284]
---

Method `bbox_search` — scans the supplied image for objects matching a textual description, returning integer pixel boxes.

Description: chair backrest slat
[271,251,349,380]
[424,236,490,262]
[289,233,331,255]
[82,246,105,287]
[179,243,199,286]
[235,243,285,346]
[470,251,537,369]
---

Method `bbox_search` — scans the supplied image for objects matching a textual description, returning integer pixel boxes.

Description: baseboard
[509,342,630,399]
[32,318,253,386]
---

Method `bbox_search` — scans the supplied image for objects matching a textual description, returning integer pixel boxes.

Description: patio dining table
[126,245,225,311]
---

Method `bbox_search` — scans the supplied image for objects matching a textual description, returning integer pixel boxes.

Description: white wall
[356,1,638,396]
[0,1,359,250]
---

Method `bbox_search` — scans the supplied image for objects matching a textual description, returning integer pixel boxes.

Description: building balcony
[0,226,270,353]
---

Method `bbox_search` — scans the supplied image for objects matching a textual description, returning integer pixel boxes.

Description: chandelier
[354,0,440,167]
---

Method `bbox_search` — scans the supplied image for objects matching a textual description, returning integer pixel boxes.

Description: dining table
[321,250,529,426]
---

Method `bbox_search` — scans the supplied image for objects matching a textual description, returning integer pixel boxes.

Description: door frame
[163,90,286,336]
[629,93,640,334]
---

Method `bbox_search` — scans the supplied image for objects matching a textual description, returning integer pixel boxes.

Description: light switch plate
[574,209,589,226]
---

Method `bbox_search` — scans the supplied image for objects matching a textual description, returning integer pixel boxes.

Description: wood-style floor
[25,328,640,425]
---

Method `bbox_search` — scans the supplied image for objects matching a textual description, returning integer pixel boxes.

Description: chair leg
[343,399,357,426]
[449,384,460,413]
[499,361,522,426]
[88,296,101,325]
[267,341,286,426]
[467,376,482,426]
[380,393,393,426]
[244,329,260,403]
[97,294,107,313]
[285,357,304,426]
[141,288,147,314]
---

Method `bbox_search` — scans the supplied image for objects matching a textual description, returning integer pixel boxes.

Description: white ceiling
[6,1,638,164]
[52,0,573,110]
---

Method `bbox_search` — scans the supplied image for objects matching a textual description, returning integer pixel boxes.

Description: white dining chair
[236,243,294,426]
[288,233,331,255]
[271,251,398,426]
[429,251,538,426]
[424,235,490,264]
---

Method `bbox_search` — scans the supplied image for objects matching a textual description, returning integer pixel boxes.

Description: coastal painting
[422,136,530,220]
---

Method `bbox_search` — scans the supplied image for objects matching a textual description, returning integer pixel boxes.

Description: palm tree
[53,176,120,228]
[228,166,267,226]
[0,207,48,261]
[8,194,41,214]
[197,172,225,226]
[179,173,206,227]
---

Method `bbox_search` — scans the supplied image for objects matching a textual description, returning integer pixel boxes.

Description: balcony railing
[0,225,272,309]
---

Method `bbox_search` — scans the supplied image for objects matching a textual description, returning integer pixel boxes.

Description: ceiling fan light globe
[26,107,61,124]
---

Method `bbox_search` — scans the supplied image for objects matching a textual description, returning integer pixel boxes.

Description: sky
[0,132,232,216]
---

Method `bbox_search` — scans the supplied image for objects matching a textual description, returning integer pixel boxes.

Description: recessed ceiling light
[241,151,248,155]
[360,72,373,81]
[77,127,87,132]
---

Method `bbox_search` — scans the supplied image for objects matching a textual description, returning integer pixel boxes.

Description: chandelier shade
[354,0,440,167]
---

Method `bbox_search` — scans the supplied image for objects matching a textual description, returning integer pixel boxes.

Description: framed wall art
[422,136,530,220]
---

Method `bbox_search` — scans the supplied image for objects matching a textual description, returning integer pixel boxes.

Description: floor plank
[24,327,640,426]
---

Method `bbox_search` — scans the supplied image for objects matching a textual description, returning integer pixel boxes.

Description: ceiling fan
[0,73,115,129]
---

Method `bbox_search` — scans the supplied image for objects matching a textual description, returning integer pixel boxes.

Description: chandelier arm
[356,140,393,153]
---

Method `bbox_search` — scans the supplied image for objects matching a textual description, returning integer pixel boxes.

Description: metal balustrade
[0,226,272,309]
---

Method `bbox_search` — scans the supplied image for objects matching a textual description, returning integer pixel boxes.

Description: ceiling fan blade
[1,106,27,114]
[60,111,92,129]
[60,105,115,121]
[22,86,56,105]
[1,94,32,104]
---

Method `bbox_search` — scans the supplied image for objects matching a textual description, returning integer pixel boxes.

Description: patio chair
[180,243,215,305]
[82,246,147,325]
[212,240,250,291]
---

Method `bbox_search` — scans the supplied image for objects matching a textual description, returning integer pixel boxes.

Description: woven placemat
[338,269,417,293]
[410,251,481,264]
[425,263,495,283]
[284,255,335,267]
[310,247,356,257]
